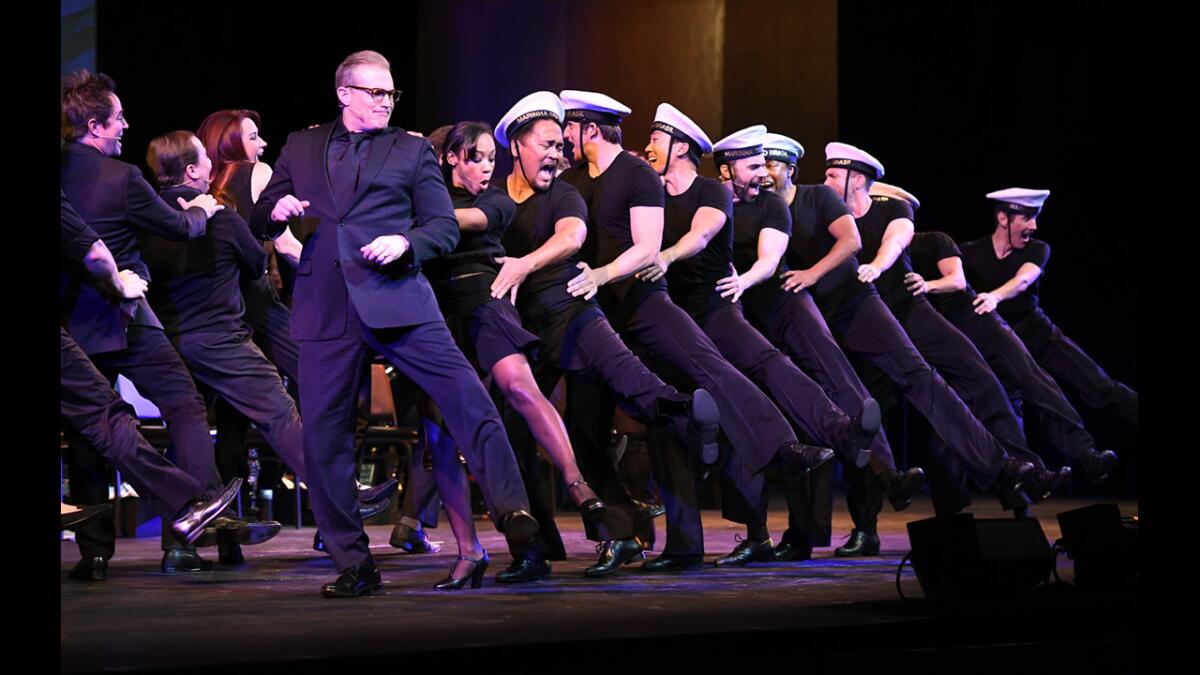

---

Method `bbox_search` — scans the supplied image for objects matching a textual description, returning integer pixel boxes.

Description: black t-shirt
[143,186,267,336]
[959,235,1051,324]
[501,179,592,324]
[663,175,734,316]
[424,184,515,315]
[732,190,792,320]
[856,195,918,310]
[559,151,666,303]
[908,231,977,323]
[784,184,864,309]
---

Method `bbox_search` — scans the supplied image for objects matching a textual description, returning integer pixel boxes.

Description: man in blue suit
[250,50,536,597]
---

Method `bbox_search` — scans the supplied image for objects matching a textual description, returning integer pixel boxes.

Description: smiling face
[449,132,497,196]
[763,159,794,193]
[644,129,679,174]
[336,64,394,132]
[91,93,128,157]
[723,153,767,201]
[240,117,266,162]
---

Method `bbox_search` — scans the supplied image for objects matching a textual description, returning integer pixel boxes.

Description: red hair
[197,109,261,209]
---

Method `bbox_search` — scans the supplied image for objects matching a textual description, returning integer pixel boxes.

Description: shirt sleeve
[61,190,99,262]
[1026,240,1051,268]
[552,184,589,223]
[931,231,961,260]
[813,184,851,228]
[698,179,734,220]
[475,188,517,235]
[222,211,269,278]
[627,162,667,209]
[760,192,793,236]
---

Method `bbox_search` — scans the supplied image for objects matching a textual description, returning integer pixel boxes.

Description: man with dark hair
[491,91,719,578]
[60,190,242,580]
[251,50,537,597]
[638,116,881,567]
[897,211,1116,488]
[556,89,833,569]
[960,189,1137,427]
[60,70,231,576]
[754,133,924,559]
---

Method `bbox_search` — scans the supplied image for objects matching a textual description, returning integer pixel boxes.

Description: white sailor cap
[712,125,767,166]
[559,90,631,126]
[986,188,1050,216]
[495,91,564,148]
[870,181,921,210]
[824,142,885,180]
[650,103,713,155]
[762,132,805,165]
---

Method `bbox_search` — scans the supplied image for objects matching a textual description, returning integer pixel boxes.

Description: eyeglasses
[344,85,402,103]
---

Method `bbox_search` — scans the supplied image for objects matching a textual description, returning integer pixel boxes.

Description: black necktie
[330,132,370,211]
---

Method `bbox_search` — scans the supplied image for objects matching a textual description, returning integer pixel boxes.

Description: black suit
[60,145,223,559]
[250,119,529,573]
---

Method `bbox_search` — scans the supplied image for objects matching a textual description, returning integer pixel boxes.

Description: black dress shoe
[643,552,705,571]
[629,497,666,520]
[584,538,645,577]
[358,478,399,504]
[358,496,391,520]
[321,564,383,598]
[194,516,282,548]
[313,531,326,553]
[169,478,243,545]
[434,551,489,590]
[161,547,214,573]
[773,539,814,562]
[884,467,926,511]
[1080,449,1118,485]
[68,556,107,582]
[835,398,881,468]
[388,523,441,553]
[216,530,245,565]
[993,460,1036,508]
[60,503,112,531]
[579,497,634,542]
[499,510,539,548]
[1027,466,1072,503]
[777,441,835,475]
[495,556,551,583]
[835,529,881,557]
[713,537,776,567]
[688,388,721,465]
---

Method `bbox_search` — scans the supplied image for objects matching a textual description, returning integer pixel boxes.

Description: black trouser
[298,303,529,573]
[821,291,1010,532]
[694,302,853,451]
[64,324,223,557]
[953,309,1096,461]
[1013,309,1138,426]
[60,329,207,559]
[896,299,1044,468]
[213,274,300,489]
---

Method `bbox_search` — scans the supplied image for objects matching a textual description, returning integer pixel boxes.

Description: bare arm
[82,239,146,300]
[491,216,587,301]
[454,207,490,232]
[568,206,663,300]
[781,213,863,291]
[974,261,1043,314]
[636,206,725,282]
[858,217,914,283]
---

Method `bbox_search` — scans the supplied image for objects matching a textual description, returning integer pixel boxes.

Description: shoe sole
[321,583,383,598]
[195,521,283,548]
[502,513,539,547]
[691,388,721,465]
[179,478,243,545]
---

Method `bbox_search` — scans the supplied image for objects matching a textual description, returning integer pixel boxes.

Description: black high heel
[434,550,489,590]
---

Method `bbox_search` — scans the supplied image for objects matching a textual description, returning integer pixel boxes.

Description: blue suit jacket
[250,121,459,340]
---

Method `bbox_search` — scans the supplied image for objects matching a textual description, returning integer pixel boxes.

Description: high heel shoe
[433,551,489,590]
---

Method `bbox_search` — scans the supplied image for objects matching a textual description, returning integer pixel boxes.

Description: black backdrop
[80,1,1138,492]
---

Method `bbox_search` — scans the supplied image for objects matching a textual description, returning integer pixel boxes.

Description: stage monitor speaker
[1056,503,1138,589]
[906,513,1054,607]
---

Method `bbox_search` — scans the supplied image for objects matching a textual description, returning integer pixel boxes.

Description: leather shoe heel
[321,565,382,598]
[500,510,539,547]
[68,556,107,582]
[170,478,243,545]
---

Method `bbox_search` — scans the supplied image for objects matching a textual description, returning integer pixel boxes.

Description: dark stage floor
[61,497,1138,674]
